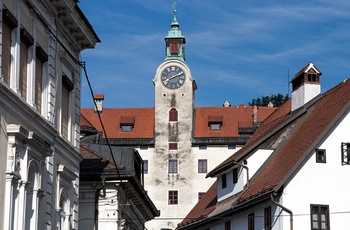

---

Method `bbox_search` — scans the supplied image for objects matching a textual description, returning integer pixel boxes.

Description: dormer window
[208,116,223,130]
[120,116,135,132]
[170,41,179,54]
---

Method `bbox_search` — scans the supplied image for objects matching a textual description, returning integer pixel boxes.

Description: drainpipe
[270,194,293,230]
[234,161,250,187]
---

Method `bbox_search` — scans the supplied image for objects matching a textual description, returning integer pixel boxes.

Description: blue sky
[79,0,350,109]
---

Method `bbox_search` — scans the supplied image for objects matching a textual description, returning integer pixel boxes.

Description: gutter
[270,194,293,230]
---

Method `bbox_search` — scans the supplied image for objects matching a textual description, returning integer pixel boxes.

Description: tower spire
[164,2,186,62]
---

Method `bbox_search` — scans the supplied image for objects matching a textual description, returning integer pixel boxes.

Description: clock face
[161,65,185,89]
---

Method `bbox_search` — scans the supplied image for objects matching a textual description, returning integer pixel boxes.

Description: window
[210,123,221,130]
[311,204,329,230]
[198,192,205,200]
[170,41,178,54]
[341,142,350,165]
[169,142,178,150]
[169,108,178,122]
[35,45,48,113]
[248,213,254,230]
[316,149,326,163]
[198,159,207,173]
[199,145,207,150]
[222,173,227,189]
[2,9,18,85]
[169,159,178,174]
[143,160,148,174]
[120,116,135,132]
[224,221,230,230]
[228,145,236,149]
[264,207,272,230]
[61,75,74,139]
[168,190,178,205]
[233,168,238,184]
[208,116,223,130]
[121,125,132,132]
[19,28,33,101]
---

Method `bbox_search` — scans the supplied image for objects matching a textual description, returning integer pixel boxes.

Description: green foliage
[248,93,289,107]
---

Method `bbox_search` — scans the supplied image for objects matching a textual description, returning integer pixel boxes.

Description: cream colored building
[0,0,99,229]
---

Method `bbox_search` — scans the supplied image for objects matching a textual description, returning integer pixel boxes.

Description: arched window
[25,161,40,230]
[58,190,69,230]
[169,108,178,122]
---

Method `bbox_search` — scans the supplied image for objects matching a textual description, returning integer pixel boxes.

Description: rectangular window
[2,9,18,85]
[210,123,221,130]
[248,213,254,230]
[224,221,230,230]
[233,168,238,184]
[264,207,272,230]
[143,160,148,174]
[316,149,326,163]
[199,145,207,150]
[341,142,350,165]
[169,142,178,150]
[35,46,48,113]
[311,204,330,230]
[61,74,74,139]
[121,125,132,132]
[169,159,178,174]
[228,145,236,149]
[168,190,178,205]
[198,159,207,173]
[198,192,205,200]
[19,39,28,100]
[222,173,227,189]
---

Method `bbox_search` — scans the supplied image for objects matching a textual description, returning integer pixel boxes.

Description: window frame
[316,149,326,163]
[169,142,178,150]
[198,159,208,173]
[198,192,205,200]
[233,167,238,184]
[143,160,148,174]
[248,213,255,230]
[169,108,178,122]
[222,173,227,189]
[224,220,230,230]
[168,159,178,174]
[168,190,178,205]
[310,204,330,230]
[264,207,272,230]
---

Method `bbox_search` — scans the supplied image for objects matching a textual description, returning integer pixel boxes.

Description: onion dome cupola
[164,7,186,62]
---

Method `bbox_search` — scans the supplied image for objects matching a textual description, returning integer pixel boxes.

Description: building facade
[0,0,99,229]
[79,144,160,230]
[178,63,350,230]
[81,9,276,230]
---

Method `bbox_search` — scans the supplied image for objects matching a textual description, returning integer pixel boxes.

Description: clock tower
[150,7,197,230]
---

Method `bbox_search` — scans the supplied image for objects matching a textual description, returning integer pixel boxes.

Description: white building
[0,0,99,229]
[80,9,275,230]
[178,63,350,230]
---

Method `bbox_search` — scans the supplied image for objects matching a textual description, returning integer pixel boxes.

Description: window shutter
[169,108,178,122]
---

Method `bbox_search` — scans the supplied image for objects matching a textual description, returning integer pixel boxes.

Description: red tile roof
[178,181,217,227]
[81,105,276,140]
[80,108,155,139]
[179,78,350,228]
[194,105,276,138]
[241,78,350,201]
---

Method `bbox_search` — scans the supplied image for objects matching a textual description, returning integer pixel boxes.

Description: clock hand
[166,72,183,82]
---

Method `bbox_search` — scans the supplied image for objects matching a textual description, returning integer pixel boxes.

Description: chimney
[291,63,321,111]
[94,94,104,113]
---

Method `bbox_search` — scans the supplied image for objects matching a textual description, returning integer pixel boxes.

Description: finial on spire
[171,1,177,19]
